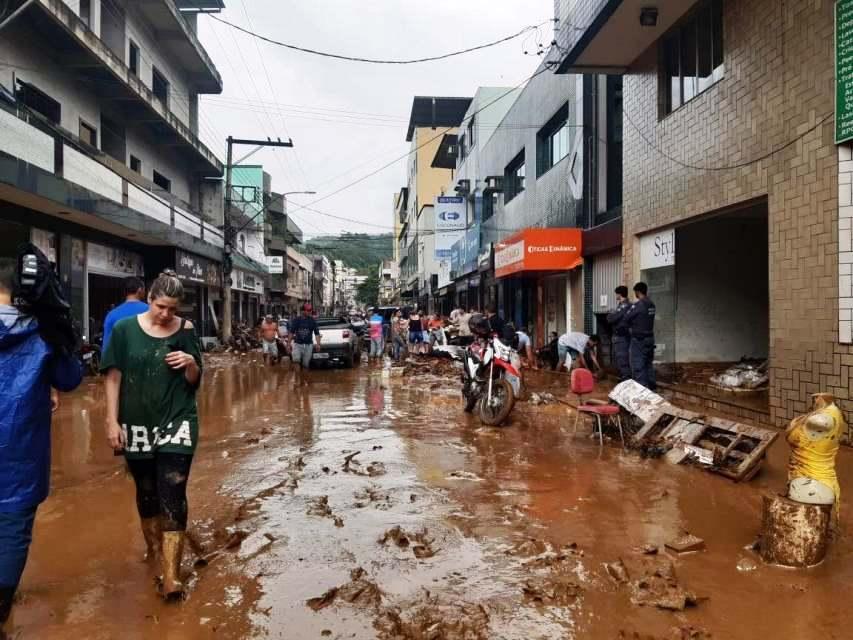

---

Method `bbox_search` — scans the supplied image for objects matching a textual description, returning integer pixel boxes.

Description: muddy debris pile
[374,596,490,640]
[521,574,583,606]
[613,557,705,612]
[378,526,436,559]
[528,392,559,406]
[342,451,388,477]
[306,495,345,527]
[354,485,393,510]
[619,626,712,640]
[306,567,383,612]
[400,357,459,379]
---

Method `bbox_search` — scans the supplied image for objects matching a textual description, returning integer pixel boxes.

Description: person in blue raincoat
[0,257,82,626]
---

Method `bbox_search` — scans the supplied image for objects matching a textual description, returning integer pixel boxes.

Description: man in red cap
[289,303,322,371]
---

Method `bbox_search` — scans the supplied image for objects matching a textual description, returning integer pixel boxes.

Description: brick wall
[621,0,847,434]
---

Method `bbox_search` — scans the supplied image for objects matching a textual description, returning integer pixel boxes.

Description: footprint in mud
[306,568,383,612]
[374,598,490,640]
[378,526,436,559]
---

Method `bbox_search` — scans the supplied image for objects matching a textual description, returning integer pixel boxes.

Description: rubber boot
[160,531,185,599]
[141,517,162,563]
[0,585,15,625]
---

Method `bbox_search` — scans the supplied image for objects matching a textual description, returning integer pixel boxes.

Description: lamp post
[279,191,315,315]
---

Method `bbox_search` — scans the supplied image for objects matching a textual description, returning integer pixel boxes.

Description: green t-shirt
[100,316,202,459]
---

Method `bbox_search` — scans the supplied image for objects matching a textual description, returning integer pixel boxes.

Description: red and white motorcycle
[460,334,523,426]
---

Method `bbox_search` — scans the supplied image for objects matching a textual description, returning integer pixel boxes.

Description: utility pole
[221,136,294,340]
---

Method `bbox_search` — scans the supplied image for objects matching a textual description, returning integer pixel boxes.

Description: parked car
[313,317,361,368]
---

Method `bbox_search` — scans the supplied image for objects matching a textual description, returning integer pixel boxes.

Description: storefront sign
[639,228,676,270]
[434,196,466,259]
[463,224,480,275]
[267,255,284,274]
[450,236,464,275]
[88,242,143,276]
[494,228,583,279]
[176,250,221,287]
[837,0,853,143]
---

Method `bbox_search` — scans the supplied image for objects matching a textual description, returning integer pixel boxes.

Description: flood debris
[374,597,489,640]
[354,485,392,509]
[710,360,768,391]
[342,452,386,476]
[665,534,706,554]
[521,574,583,606]
[307,495,333,518]
[619,626,711,640]
[307,568,383,612]
[604,558,631,584]
[378,526,435,558]
[528,392,558,406]
[628,559,704,611]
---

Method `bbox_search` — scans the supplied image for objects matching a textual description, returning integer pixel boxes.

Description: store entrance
[88,273,129,339]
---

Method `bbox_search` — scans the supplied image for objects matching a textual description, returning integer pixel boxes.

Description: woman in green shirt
[100,270,202,599]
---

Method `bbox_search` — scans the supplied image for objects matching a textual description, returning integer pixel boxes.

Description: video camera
[14,242,78,355]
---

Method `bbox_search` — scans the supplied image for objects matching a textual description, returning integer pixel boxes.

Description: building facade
[0,0,226,340]
[555,0,846,431]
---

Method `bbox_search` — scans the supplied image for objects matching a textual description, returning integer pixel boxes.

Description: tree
[356,272,380,306]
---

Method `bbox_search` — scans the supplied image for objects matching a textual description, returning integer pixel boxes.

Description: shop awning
[232,252,268,276]
[494,228,583,279]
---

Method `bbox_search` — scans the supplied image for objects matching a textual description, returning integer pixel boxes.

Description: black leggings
[126,453,193,531]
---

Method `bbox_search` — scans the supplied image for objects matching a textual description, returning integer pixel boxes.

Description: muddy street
[7,356,853,639]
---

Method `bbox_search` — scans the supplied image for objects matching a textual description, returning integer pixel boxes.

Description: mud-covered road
[8,355,853,639]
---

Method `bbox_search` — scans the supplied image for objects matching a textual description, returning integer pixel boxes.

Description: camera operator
[0,255,82,627]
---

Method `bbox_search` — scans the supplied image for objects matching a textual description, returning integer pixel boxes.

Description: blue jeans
[370,338,384,358]
[392,335,406,360]
[557,345,580,369]
[0,506,37,593]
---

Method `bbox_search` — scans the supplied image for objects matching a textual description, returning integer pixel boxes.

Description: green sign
[837,0,853,143]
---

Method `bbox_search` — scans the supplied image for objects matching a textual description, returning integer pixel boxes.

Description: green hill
[303,233,393,274]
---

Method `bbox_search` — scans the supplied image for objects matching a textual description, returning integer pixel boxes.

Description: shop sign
[450,236,464,275]
[495,228,582,279]
[837,0,853,143]
[463,224,479,275]
[267,255,284,274]
[176,250,221,287]
[639,228,675,270]
[434,196,466,259]
[478,246,491,271]
[88,242,143,276]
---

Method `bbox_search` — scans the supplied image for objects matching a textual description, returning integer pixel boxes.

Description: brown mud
[6,354,853,638]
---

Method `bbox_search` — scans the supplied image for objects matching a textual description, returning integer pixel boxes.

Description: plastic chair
[570,368,624,446]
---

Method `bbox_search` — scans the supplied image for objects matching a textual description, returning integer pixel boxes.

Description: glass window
[129,42,140,76]
[79,120,97,147]
[504,150,526,203]
[661,0,724,115]
[537,103,570,176]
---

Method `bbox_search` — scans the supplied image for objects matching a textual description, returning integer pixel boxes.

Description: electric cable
[210,14,549,65]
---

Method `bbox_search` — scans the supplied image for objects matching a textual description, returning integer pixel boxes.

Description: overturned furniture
[634,408,778,481]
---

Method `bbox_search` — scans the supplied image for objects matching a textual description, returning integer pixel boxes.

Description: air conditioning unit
[484,175,504,193]
[454,179,470,196]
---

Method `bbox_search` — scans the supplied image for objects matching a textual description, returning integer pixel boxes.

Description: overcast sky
[196,0,553,239]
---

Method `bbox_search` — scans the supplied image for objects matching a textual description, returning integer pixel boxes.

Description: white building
[0,0,226,338]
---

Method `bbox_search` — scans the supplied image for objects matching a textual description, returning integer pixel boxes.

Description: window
[129,41,140,76]
[79,119,97,147]
[152,67,169,107]
[129,155,141,173]
[152,170,171,193]
[482,192,497,222]
[661,0,724,115]
[80,0,91,27]
[458,133,467,163]
[16,80,61,124]
[467,114,475,148]
[504,150,526,203]
[537,103,570,177]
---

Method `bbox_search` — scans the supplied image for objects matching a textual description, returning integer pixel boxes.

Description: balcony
[554,0,698,74]
[0,101,223,261]
[8,0,222,174]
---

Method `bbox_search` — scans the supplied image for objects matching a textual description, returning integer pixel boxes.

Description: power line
[622,108,834,172]
[210,14,549,65]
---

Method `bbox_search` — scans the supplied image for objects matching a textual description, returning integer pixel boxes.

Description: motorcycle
[459,335,523,426]
[80,333,101,376]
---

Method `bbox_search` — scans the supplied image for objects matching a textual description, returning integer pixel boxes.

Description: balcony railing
[0,100,223,250]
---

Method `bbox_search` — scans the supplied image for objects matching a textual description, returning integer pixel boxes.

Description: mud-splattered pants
[126,453,193,531]
[0,506,36,621]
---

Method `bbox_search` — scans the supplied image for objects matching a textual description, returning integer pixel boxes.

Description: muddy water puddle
[8,356,853,639]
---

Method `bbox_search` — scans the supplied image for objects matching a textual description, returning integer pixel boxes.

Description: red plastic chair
[570,368,624,446]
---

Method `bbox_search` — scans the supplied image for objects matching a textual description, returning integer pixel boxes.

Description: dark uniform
[624,297,656,390]
[606,300,632,381]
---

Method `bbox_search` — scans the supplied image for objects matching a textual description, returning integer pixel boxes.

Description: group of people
[258,304,322,369]
[606,282,657,390]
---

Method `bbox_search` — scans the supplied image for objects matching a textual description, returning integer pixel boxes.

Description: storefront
[86,241,144,339]
[176,249,222,341]
[494,228,582,346]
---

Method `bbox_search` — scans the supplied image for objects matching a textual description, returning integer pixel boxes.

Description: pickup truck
[312,317,361,368]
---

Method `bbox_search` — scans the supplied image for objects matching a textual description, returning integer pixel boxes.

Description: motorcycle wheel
[478,378,515,426]
[89,352,100,376]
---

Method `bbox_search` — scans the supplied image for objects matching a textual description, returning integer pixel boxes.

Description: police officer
[624,281,656,390]
[606,286,632,381]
